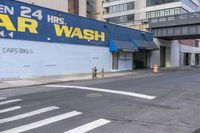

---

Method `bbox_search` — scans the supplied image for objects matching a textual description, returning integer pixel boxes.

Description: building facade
[103,0,200,68]
[103,0,200,26]
[16,0,104,20]
[0,0,157,79]
[16,0,87,17]
[87,0,104,21]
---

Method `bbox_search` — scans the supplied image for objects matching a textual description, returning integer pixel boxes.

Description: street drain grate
[193,128,200,133]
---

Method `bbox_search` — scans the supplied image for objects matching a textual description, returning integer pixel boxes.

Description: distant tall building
[103,0,200,27]
[16,0,87,17]
[87,0,104,21]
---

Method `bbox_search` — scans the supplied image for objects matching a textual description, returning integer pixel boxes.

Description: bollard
[94,67,97,78]
[92,69,95,79]
[153,64,159,73]
[102,68,104,78]
[92,67,97,79]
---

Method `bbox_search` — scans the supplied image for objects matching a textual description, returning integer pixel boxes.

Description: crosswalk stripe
[0,99,22,106]
[0,111,82,133]
[64,118,111,133]
[0,97,7,100]
[0,106,59,124]
[0,106,22,114]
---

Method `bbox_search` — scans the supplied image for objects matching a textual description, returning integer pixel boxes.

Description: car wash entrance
[133,51,150,69]
[109,39,159,70]
[110,40,137,71]
[131,39,159,69]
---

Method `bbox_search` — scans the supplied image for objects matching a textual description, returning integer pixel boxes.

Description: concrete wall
[153,38,172,67]
[154,38,200,68]
[87,0,104,21]
[166,47,171,67]
[79,0,87,17]
[16,0,87,17]
[68,0,79,15]
[0,39,111,79]
[16,0,69,13]
[150,50,160,68]
[118,60,132,71]
[170,41,180,67]
[180,44,200,66]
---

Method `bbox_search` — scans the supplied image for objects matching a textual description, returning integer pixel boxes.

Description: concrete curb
[0,71,141,90]
[0,67,196,90]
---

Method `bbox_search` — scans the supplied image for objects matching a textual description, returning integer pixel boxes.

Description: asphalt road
[0,69,200,133]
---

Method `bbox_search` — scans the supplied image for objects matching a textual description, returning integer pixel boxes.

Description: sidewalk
[0,67,194,90]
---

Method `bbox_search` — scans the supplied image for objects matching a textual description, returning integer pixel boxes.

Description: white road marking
[64,118,111,133]
[0,97,7,100]
[0,99,22,106]
[0,106,21,114]
[0,106,59,124]
[0,111,82,133]
[45,85,156,100]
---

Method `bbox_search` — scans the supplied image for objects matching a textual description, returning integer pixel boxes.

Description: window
[127,14,135,22]
[146,12,150,18]
[127,2,135,10]
[146,0,180,7]
[107,14,135,24]
[146,7,185,19]
[170,8,175,15]
[106,2,135,14]
[164,9,170,16]
[119,4,124,12]
[160,10,164,17]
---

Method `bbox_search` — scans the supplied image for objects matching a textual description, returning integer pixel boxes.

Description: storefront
[109,40,137,71]
[132,38,159,69]
[0,0,157,79]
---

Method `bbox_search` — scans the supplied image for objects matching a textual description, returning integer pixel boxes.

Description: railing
[149,12,200,23]
[103,0,120,4]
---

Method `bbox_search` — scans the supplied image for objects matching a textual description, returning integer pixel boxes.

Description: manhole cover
[86,93,102,98]
[193,128,200,133]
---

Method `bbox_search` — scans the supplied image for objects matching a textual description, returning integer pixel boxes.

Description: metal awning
[132,39,159,51]
[109,39,138,52]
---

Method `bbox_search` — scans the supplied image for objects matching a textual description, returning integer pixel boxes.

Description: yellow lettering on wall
[18,17,38,34]
[71,28,83,39]
[83,29,94,41]
[54,24,73,37]
[0,14,16,31]
[54,24,105,42]
[95,31,105,42]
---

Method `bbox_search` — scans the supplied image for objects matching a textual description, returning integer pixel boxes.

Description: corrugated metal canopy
[136,40,159,50]
[109,39,138,52]
[131,37,159,51]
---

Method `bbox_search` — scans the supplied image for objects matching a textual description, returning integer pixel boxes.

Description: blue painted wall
[0,0,154,47]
